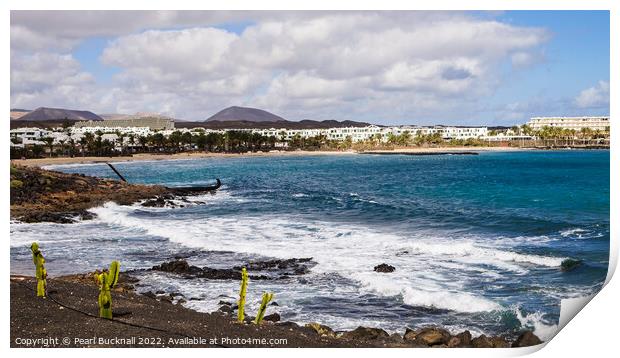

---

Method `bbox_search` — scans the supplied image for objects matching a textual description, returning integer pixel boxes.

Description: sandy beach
[10,150,356,167]
[11,147,529,168]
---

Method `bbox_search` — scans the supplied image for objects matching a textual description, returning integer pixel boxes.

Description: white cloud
[574,81,610,109]
[10,52,98,110]
[11,11,551,122]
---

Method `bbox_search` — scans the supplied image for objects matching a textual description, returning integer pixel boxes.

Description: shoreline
[10,275,543,348]
[11,146,536,168]
[10,165,175,223]
[11,150,356,168]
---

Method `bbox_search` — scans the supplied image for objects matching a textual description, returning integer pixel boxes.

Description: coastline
[10,275,542,348]
[11,147,532,168]
[10,165,173,223]
[10,151,595,348]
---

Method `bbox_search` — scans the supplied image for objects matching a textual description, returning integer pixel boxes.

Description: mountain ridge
[205,106,287,123]
[18,107,103,122]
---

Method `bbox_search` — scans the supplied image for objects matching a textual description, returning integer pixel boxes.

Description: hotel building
[74,117,175,131]
[526,116,609,131]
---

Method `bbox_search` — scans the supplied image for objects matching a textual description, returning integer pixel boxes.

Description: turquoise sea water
[10,150,610,339]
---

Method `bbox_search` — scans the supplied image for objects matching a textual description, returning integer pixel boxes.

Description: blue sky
[489,11,609,114]
[10,10,610,125]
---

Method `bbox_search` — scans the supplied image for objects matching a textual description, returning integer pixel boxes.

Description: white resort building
[251,125,488,142]
[11,123,490,148]
[526,116,609,131]
[74,117,175,131]
[9,128,50,147]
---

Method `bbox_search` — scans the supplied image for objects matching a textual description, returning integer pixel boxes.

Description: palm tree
[151,133,166,151]
[79,135,89,156]
[340,135,353,150]
[117,132,127,154]
[267,135,277,149]
[68,138,76,157]
[182,132,194,150]
[398,131,411,146]
[205,132,221,152]
[386,133,398,145]
[41,137,54,157]
[195,133,207,151]
[520,124,533,137]
[138,135,148,152]
[58,139,66,156]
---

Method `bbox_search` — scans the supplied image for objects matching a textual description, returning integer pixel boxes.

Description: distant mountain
[18,107,103,122]
[194,105,372,129]
[176,119,372,130]
[205,106,287,123]
[10,109,31,120]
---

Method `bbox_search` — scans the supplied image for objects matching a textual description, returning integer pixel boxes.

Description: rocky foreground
[10,165,190,223]
[10,275,542,348]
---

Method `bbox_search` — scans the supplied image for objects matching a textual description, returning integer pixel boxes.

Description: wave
[88,202,572,317]
[42,162,107,170]
[559,227,604,240]
[353,271,501,312]
[399,241,566,268]
[10,221,90,248]
[403,288,502,312]
[514,308,558,341]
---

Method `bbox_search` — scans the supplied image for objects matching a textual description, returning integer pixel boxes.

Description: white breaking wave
[88,201,569,315]
[514,308,558,341]
[560,228,587,237]
[559,227,602,240]
[400,241,566,268]
[42,162,106,170]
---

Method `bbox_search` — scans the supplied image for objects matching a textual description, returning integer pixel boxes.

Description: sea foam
[89,201,568,315]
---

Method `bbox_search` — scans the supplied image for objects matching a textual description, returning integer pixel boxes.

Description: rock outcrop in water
[141,194,182,208]
[233,258,315,276]
[560,258,582,272]
[374,263,396,273]
[150,258,316,280]
[10,165,172,223]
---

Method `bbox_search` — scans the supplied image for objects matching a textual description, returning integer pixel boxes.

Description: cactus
[30,242,47,298]
[237,267,249,323]
[96,261,120,319]
[253,292,274,325]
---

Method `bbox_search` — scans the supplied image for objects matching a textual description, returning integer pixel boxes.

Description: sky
[10,10,610,126]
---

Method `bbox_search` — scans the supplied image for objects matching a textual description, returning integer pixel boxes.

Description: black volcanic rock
[374,263,395,273]
[150,258,315,280]
[340,326,390,341]
[560,258,582,272]
[512,331,543,347]
[205,106,287,123]
[18,107,103,121]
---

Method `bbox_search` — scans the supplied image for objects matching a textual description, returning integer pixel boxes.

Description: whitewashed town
[9,106,610,158]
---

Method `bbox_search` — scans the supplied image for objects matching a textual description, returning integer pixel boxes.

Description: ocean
[10,150,610,340]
